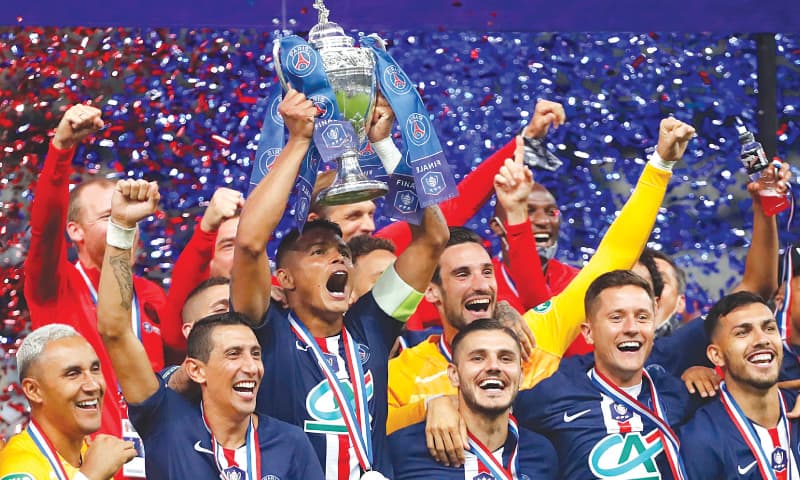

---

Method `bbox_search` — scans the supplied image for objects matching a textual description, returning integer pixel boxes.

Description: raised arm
[161,187,244,352]
[733,162,791,298]
[494,136,551,309]
[231,89,316,324]
[24,105,103,312]
[526,118,696,356]
[97,179,161,404]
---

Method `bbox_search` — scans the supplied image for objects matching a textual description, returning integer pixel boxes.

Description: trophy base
[316,179,389,206]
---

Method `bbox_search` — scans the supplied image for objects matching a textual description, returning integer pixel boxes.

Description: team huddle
[0,90,797,480]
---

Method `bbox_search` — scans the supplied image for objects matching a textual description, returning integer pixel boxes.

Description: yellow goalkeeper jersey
[0,428,88,479]
[387,162,671,434]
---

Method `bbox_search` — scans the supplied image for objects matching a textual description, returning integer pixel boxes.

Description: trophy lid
[308,0,355,49]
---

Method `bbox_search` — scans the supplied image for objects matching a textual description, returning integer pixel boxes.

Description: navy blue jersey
[255,290,403,479]
[514,361,691,479]
[389,421,559,480]
[647,317,712,377]
[680,388,800,480]
[781,344,800,381]
[128,377,324,480]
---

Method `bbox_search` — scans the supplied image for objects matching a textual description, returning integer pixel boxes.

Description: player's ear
[706,344,724,368]
[425,284,441,305]
[580,321,593,345]
[276,268,295,291]
[183,358,207,385]
[21,378,44,405]
[447,363,460,389]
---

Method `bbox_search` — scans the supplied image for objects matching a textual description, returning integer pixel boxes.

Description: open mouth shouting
[325,270,349,300]
[232,380,258,400]
[533,233,552,246]
[617,341,643,353]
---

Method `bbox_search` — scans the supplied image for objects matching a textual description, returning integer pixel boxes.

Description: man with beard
[386,117,695,458]
[0,324,136,479]
[96,178,322,479]
[389,320,558,479]
[513,270,691,479]
[680,291,800,479]
[230,88,449,480]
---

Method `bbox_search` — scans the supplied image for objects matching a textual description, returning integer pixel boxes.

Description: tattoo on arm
[109,251,134,309]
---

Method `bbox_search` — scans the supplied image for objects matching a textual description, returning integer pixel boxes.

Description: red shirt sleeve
[375,138,517,255]
[504,218,552,309]
[24,142,75,307]
[160,224,217,354]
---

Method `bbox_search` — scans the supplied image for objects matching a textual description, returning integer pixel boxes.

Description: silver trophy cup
[274,0,388,206]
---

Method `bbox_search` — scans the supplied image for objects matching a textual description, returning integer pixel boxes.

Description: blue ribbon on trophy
[361,34,458,223]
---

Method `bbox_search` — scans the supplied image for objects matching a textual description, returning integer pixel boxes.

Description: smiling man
[0,324,136,479]
[387,117,696,450]
[389,319,557,479]
[513,270,692,479]
[95,179,322,479]
[680,291,800,479]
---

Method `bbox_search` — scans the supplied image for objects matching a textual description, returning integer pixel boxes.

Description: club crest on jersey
[257,147,282,176]
[772,447,788,471]
[358,343,370,364]
[394,190,418,213]
[421,171,445,196]
[285,45,316,77]
[588,429,663,480]
[610,402,632,423]
[304,370,375,435]
[405,113,431,146]
[382,65,412,95]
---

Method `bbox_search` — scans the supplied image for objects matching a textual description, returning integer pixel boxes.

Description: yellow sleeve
[387,400,428,435]
[525,162,671,356]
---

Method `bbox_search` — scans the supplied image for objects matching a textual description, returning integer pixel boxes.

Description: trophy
[274,0,389,206]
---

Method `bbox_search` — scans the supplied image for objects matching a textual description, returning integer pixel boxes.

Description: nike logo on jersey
[563,409,591,423]
[193,441,214,455]
[414,371,448,384]
[737,461,757,475]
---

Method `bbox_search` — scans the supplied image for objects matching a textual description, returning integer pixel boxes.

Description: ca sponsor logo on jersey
[532,300,552,313]
[1,475,35,480]
[588,429,663,479]
[304,370,374,435]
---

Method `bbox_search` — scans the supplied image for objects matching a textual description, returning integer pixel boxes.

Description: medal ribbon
[288,315,374,472]
[590,368,687,480]
[467,415,520,480]
[75,261,141,341]
[437,335,452,363]
[28,420,71,480]
[719,382,791,480]
[201,403,262,480]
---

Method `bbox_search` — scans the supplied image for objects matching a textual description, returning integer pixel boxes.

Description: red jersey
[24,142,166,480]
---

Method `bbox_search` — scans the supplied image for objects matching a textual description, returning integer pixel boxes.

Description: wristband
[106,219,137,250]
[648,151,677,172]
[371,137,402,175]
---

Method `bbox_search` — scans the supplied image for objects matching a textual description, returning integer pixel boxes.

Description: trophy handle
[273,39,292,92]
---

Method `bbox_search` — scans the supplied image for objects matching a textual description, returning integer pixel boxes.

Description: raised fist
[200,187,245,233]
[278,88,317,141]
[53,104,104,150]
[367,91,395,143]
[111,179,160,228]
[655,118,696,163]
